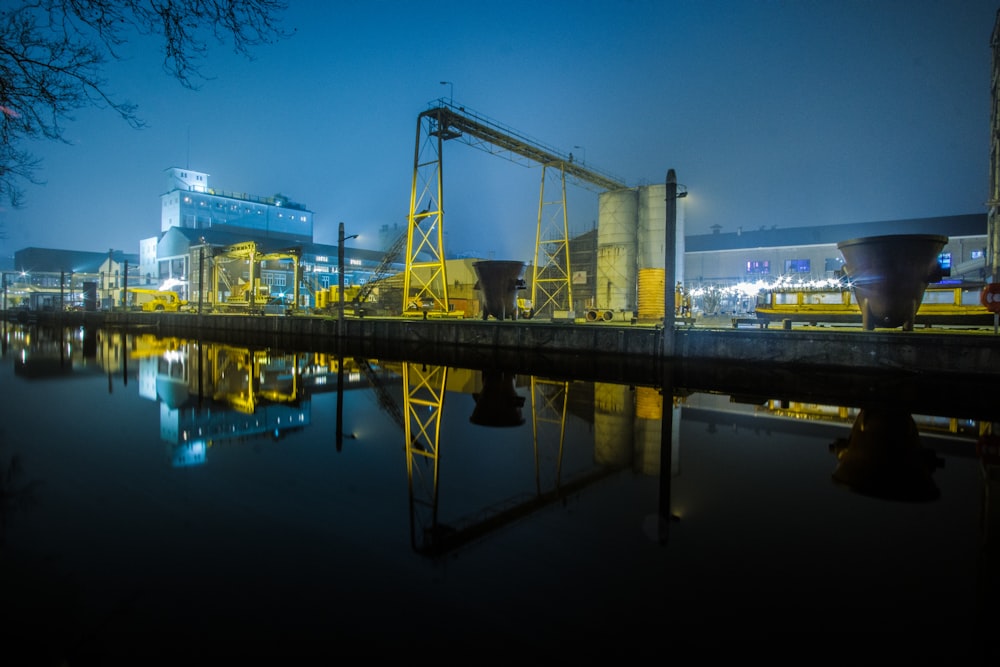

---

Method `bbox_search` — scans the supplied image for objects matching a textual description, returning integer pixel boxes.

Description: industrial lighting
[338,222,359,326]
[440,81,453,105]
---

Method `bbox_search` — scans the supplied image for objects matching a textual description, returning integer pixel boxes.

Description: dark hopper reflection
[830,407,944,503]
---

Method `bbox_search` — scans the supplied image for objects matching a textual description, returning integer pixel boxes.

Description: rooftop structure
[160,167,313,243]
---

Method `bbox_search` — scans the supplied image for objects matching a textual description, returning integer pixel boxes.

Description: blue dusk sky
[1,0,997,262]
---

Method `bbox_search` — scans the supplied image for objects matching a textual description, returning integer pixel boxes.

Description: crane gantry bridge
[404,100,628,317]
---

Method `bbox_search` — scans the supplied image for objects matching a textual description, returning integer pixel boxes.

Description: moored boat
[752,281,993,328]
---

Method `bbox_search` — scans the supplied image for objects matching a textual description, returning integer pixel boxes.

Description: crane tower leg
[531,378,569,494]
[532,162,573,318]
[404,109,451,316]
[404,362,448,552]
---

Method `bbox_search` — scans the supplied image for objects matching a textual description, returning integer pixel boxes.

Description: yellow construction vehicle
[127,288,188,312]
[222,278,272,310]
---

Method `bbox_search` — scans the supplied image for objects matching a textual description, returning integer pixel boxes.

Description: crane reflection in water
[1,322,998,662]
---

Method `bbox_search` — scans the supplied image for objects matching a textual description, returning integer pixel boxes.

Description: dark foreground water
[0,324,996,663]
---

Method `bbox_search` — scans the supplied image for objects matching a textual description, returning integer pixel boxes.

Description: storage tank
[596,188,638,316]
[593,382,633,467]
[638,185,666,270]
[635,184,685,321]
[837,234,947,330]
[633,386,664,475]
[473,260,527,320]
[636,268,665,320]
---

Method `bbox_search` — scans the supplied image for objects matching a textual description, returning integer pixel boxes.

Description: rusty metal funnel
[473,260,527,320]
[837,234,947,330]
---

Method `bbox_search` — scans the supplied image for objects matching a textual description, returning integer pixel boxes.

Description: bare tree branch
[0,0,291,208]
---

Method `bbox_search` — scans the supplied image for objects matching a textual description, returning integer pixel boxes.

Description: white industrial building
[159,167,313,242]
[586,182,985,318]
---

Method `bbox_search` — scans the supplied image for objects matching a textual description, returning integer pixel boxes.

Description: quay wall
[7,310,1000,381]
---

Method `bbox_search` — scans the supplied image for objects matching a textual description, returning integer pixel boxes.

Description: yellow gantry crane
[403,362,448,551]
[405,100,627,317]
[210,241,301,313]
[530,377,570,492]
[399,366,626,557]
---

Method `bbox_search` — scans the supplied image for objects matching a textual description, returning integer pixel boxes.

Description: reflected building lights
[2,323,994,573]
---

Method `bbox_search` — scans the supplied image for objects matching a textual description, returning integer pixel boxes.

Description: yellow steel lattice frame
[404,109,451,315]
[530,377,569,494]
[403,362,448,551]
[211,346,258,414]
[210,241,301,313]
[532,163,572,316]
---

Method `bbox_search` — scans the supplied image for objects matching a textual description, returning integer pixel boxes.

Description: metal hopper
[472,260,528,320]
[837,234,948,330]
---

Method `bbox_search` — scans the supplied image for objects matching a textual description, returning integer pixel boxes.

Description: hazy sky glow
[1,0,997,262]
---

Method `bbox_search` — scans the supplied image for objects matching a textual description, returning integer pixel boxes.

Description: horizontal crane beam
[420,101,628,193]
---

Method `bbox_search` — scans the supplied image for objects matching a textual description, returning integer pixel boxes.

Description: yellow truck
[127,288,188,312]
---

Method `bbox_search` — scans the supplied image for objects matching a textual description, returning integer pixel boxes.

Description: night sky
[1,0,996,263]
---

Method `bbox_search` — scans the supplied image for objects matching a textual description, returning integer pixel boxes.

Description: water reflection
[830,407,943,502]
[0,322,997,661]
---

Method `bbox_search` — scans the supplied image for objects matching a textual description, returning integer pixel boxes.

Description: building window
[784,259,810,273]
[746,260,770,275]
[263,272,287,287]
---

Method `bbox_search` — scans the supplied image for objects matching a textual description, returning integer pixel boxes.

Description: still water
[0,324,995,663]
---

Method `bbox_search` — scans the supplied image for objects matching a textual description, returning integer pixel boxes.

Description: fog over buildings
[1,1,996,264]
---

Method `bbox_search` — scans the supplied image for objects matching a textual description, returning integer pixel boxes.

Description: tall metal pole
[337,224,360,327]
[657,380,675,546]
[990,12,1000,282]
[198,246,204,314]
[336,354,345,451]
[338,222,346,328]
[107,248,113,310]
[662,169,679,358]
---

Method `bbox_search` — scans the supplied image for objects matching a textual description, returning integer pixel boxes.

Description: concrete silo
[594,188,638,320]
[593,382,634,467]
[637,184,685,322]
[595,184,685,322]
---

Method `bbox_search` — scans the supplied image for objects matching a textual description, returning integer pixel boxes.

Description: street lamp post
[663,169,688,358]
[338,222,359,328]
[440,81,453,105]
[198,237,206,314]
